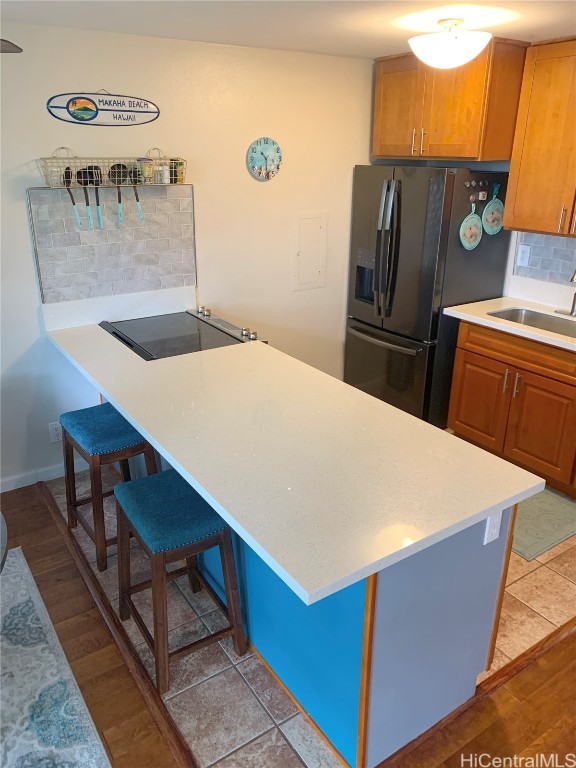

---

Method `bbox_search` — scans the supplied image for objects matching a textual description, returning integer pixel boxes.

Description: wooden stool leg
[89,455,108,572]
[119,459,131,482]
[63,430,78,529]
[185,556,202,593]
[117,503,131,620]
[143,444,158,476]
[152,555,170,694]
[220,529,248,657]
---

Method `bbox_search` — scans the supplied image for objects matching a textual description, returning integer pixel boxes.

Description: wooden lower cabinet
[503,370,576,484]
[448,350,511,453]
[448,323,576,496]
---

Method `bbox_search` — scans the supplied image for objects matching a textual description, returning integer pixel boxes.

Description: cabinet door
[504,370,576,484]
[448,350,512,453]
[372,55,424,157]
[421,48,490,158]
[503,40,576,235]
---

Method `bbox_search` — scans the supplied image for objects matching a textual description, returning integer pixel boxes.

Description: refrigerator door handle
[373,181,389,317]
[381,180,396,315]
[347,326,422,356]
[383,180,395,230]
[384,181,401,316]
[377,179,388,231]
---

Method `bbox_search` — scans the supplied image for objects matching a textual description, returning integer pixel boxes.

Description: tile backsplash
[513,232,576,285]
[28,184,196,303]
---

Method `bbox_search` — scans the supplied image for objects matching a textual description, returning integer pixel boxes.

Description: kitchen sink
[488,308,576,338]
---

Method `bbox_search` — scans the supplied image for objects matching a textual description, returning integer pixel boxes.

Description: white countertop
[49,324,544,604]
[444,297,576,352]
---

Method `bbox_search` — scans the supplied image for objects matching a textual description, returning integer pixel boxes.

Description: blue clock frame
[246,137,282,182]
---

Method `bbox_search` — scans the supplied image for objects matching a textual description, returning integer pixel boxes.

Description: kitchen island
[49,323,543,768]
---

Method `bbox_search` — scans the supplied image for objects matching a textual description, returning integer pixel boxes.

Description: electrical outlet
[48,422,62,443]
[516,243,531,267]
[483,511,502,545]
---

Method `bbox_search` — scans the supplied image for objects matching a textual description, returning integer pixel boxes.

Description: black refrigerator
[343,165,511,427]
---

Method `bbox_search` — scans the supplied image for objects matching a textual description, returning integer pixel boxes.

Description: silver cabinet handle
[420,129,427,154]
[502,368,509,394]
[512,372,521,398]
[571,210,576,235]
[410,128,416,155]
[558,204,567,233]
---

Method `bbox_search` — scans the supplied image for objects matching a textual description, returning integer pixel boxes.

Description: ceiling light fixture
[1,39,23,54]
[408,19,492,69]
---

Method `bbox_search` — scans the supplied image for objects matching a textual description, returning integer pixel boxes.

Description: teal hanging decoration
[482,183,504,235]
[459,202,483,250]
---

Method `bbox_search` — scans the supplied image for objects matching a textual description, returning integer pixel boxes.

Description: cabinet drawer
[457,322,576,386]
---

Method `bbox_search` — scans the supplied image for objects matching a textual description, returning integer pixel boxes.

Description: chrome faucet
[555,268,576,317]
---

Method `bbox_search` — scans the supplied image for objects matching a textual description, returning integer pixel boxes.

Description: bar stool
[115,468,248,694]
[60,402,157,572]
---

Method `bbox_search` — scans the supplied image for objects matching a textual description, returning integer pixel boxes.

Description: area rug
[512,488,576,561]
[1,547,112,768]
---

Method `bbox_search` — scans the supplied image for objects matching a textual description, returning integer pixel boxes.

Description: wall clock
[246,137,282,181]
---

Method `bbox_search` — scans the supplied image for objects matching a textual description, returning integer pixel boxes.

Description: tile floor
[45,472,576,764]
[46,472,342,768]
[477,533,576,684]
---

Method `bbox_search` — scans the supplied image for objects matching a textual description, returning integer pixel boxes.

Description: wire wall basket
[38,147,186,189]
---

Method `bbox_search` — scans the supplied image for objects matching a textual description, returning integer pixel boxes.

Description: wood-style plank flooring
[1,484,178,768]
[2,483,575,767]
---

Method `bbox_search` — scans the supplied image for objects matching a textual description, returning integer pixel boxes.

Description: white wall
[0,23,372,490]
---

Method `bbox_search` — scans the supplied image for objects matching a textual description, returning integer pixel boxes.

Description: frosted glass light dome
[408,19,492,69]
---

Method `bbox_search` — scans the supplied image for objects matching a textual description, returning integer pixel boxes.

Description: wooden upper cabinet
[373,56,424,157]
[421,51,489,158]
[503,40,576,236]
[372,40,527,161]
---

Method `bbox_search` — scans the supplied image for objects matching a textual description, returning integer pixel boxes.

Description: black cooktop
[99,312,243,361]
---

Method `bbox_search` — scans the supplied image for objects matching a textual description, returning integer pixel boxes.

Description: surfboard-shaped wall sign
[46,92,160,126]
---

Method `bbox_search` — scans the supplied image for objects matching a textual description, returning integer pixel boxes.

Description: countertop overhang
[49,324,544,604]
[444,297,576,352]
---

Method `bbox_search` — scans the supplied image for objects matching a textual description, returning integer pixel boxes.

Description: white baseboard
[0,457,89,493]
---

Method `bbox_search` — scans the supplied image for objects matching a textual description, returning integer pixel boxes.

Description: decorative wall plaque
[46,92,160,126]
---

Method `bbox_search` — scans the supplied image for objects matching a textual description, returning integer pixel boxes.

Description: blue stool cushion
[115,469,228,554]
[60,402,145,457]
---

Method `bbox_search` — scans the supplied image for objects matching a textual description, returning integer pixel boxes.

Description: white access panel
[291,210,327,291]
